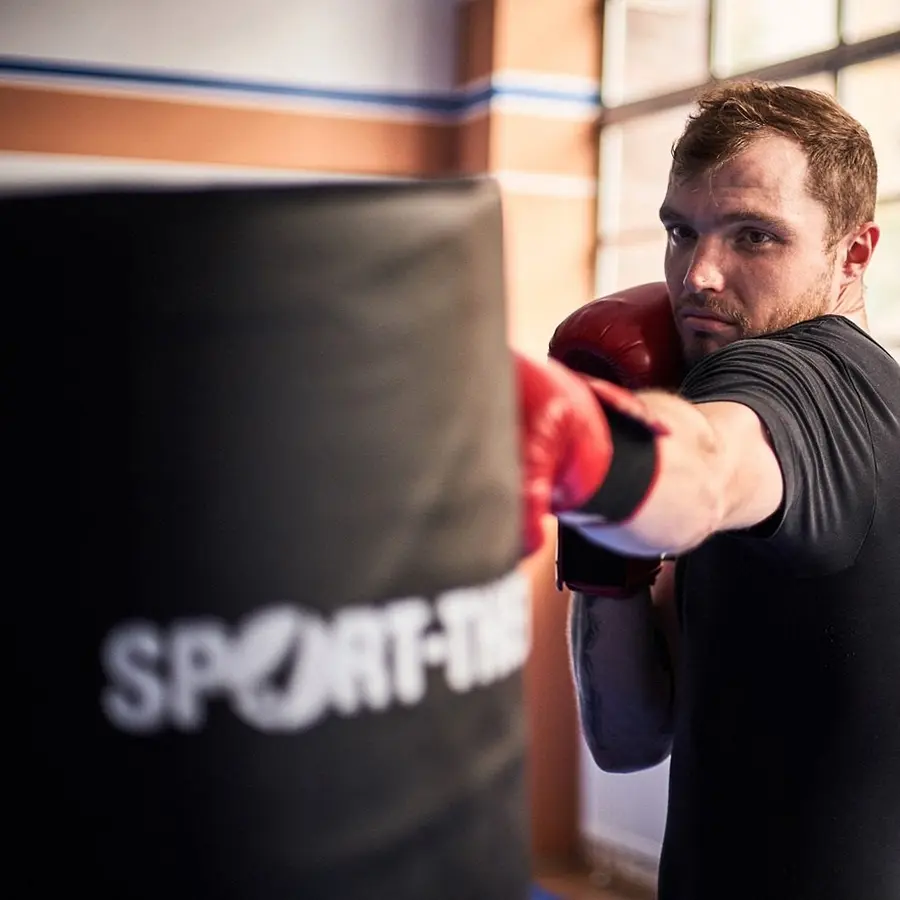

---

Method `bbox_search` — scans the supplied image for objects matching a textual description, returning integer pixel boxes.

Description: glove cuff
[556,523,661,597]
[577,402,658,523]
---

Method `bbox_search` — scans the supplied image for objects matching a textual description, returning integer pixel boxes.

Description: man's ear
[841,221,880,286]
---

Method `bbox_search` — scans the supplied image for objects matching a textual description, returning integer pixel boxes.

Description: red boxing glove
[517,354,612,555]
[548,283,685,596]
[548,282,684,389]
[515,354,664,557]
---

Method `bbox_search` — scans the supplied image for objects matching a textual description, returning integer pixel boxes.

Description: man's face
[661,133,842,365]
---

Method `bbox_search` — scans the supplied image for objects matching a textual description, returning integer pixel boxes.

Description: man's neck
[832,285,869,332]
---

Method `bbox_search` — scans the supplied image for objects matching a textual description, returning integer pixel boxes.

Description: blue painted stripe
[0,56,460,113]
[0,55,601,114]
[490,82,602,105]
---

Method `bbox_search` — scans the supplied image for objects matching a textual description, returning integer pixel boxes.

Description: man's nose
[683,237,726,294]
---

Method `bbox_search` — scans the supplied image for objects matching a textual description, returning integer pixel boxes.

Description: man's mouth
[679,307,728,320]
[678,308,737,332]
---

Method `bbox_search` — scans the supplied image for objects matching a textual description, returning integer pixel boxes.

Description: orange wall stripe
[490,110,598,179]
[0,83,457,177]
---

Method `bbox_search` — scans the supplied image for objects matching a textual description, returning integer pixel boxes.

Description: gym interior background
[2,0,897,893]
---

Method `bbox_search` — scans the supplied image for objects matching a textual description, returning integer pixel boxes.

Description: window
[597,0,900,351]
[864,200,900,352]
[597,104,693,293]
[843,0,900,43]
[712,0,838,76]
[839,54,900,198]
[602,0,710,105]
[599,104,695,239]
[780,72,838,95]
[839,52,900,352]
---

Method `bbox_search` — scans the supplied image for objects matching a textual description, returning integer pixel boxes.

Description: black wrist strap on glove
[557,402,661,598]
[579,404,658,522]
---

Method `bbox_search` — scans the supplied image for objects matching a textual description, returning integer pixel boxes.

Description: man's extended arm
[562,390,785,558]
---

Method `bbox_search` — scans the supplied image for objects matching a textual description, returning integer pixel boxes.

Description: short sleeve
[679,337,876,576]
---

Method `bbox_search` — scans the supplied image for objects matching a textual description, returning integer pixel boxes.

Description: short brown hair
[670,80,878,245]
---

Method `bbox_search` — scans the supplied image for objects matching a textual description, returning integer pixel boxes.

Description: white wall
[0,0,459,95]
[0,151,399,191]
[0,0,461,186]
[579,738,670,862]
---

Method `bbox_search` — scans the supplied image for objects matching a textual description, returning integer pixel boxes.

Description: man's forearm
[561,389,783,558]
[568,586,675,773]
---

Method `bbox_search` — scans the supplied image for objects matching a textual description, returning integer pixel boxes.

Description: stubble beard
[682,266,834,367]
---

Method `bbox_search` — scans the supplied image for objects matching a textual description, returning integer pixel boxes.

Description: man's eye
[667,225,696,243]
[741,229,774,246]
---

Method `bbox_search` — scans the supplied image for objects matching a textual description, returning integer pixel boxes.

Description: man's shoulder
[770,314,893,355]
[682,315,899,392]
[776,316,900,395]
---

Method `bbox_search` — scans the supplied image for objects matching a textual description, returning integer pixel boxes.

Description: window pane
[712,0,838,76]
[866,200,900,353]
[602,0,709,105]
[599,104,694,240]
[842,0,900,43]
[839,54,900,199]
[779,72,837,95]
[596,236,668,295]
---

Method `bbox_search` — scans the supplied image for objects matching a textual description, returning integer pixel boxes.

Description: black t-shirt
[661,316,900,900]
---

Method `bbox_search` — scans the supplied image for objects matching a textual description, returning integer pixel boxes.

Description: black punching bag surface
[4,179,529,898]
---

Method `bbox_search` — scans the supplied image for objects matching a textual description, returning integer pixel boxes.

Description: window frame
[600,27,899,127]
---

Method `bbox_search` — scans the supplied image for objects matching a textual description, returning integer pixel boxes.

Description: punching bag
[5,178,530,898]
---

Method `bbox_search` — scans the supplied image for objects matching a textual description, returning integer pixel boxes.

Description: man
[520,81,900,899]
